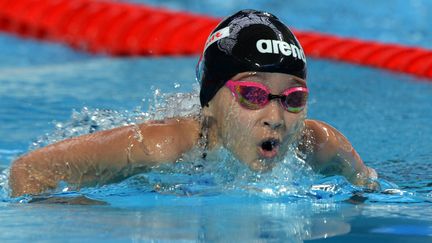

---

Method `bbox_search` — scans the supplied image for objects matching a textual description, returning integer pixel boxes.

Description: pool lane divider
[0,0,431,80]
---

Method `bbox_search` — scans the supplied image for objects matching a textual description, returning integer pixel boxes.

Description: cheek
[283,112,306,137]
[219,106,252,141]
[218,110,258,162]
[213,95,256,144]
[212,92,237,139]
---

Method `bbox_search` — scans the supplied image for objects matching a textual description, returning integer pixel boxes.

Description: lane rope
[1,0,431,80]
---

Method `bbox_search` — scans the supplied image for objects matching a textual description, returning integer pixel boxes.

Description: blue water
[1,0,432,242]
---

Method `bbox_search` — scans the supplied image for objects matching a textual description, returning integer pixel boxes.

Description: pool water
[1,0,432,242]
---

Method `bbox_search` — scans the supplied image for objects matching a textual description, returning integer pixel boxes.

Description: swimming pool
[1,0,432,242]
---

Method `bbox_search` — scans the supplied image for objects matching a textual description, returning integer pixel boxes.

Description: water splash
[0,168,10,201]
[75,146,319,200]
[30,88,200,150]
[3,87,430,204]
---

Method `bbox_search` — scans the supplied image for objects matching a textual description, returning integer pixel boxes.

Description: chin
[247,158,276,172]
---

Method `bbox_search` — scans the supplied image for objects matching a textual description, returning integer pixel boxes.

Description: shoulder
[139,117,200,131]
[302,119,356,168]
[139,117,200,142]
[303,119,342,151]
[304,119,336,134]
[134,117,201,163]
[138,117,201,145]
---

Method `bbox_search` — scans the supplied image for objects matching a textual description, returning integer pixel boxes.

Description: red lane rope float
[0,0,219,55]
[0,0,432,80]
[296,31,432,79]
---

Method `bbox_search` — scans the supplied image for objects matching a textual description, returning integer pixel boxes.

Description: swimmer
[9,9,377,197]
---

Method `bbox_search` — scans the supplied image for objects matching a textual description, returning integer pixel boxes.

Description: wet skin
[9,72,376,197]
[203,72,307,171]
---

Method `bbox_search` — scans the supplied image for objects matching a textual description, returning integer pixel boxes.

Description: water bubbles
[174,83,181,89]
[0,168,10,200]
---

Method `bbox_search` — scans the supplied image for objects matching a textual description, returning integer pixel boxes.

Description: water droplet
[154,89,160,96]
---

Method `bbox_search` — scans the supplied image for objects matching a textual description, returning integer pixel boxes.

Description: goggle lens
[281,90,308,113]
[236,85,268,109]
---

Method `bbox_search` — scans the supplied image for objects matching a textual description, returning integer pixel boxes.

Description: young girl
[9,9,377,197]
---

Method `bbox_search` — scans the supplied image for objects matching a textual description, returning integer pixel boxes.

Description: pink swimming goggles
[225,80,308,113]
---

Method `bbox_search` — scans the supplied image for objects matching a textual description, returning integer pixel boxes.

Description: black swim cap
[197,9,307,107]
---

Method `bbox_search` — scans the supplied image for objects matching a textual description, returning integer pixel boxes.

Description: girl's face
[205,72,307,171]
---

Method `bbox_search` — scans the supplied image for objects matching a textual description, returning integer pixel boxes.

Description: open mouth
[258,138,280,159]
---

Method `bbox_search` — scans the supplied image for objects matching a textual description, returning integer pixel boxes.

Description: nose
[262,100,285,130]
[264,120,283,130]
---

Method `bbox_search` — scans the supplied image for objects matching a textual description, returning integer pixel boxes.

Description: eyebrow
[290,77,307,86]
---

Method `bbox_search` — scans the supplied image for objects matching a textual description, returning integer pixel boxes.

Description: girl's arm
[9,118,200,197]
[304,119,377,185]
